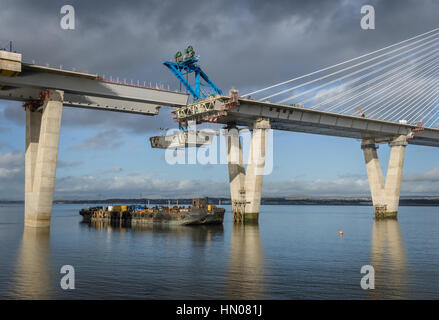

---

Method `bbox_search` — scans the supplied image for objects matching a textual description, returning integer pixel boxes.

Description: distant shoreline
[1,197,439,206]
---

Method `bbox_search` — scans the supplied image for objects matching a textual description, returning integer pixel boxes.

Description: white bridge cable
[243,27,439,97]
[302,45,439,109]
[367,59,439,119]
[420,92,439,124]
[424,104,439,126]
[261,33,439,102]
[405,88,439,124]
[326,52,439,116]
[287,41,439,127]
[381,71,439,123]
[396,68,439,121]
[274,35,439,104]
[366,63,439,120]
[319,52,439,116]
[398,78,439,123]
[348,56,439,118]
[309,51,439,110]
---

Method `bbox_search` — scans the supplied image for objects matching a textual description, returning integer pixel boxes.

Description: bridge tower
[226,118,270,223]
[361,135,408,219]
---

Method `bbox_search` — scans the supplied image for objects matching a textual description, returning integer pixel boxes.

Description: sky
[1,0,439,200]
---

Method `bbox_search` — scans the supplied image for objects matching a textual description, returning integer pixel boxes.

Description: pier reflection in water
[227,223,265,299]
[12,227,52,299]
[369,219,407,299]
[1,204,438,299]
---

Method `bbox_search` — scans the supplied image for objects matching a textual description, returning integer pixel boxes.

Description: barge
[79,198,225,225]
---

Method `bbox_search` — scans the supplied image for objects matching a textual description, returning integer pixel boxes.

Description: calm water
[0,204,438,299]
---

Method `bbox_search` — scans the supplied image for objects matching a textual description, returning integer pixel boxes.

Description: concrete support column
[244,118,270,222]
[225,125,245,218]
[362,139,385,207]
[361,135,407,219]
[25,90,64,227]
[384,136,408,215]
[225,118,270,223]
[25,110,42,220]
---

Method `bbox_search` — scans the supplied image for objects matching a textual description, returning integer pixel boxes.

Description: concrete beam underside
[226,119,270,223]
[362,135,407,219]
[25,90,63,227]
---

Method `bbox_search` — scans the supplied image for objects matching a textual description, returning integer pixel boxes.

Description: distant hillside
[1,196,439,206]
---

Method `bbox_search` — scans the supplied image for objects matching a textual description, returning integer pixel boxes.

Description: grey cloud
[48,168,439,200]
[1,0,439,200]
[3,0,438,93]
[0,101,177,135]
[61,106,177,134]
[0,141,11,150]
[0,151,24,199]
[53,174,229,200]
[69,129,124,151]
[2,0,438,128]
[404,166,439,182]
[101,166,123,174]
[57,160,84,169]
[1,160,438,200]
[1,101,24,126]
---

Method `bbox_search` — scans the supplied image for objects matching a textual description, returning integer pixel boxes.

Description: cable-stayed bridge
[172,27,439,145]
[168,27,439,222]
[1,27,439,227]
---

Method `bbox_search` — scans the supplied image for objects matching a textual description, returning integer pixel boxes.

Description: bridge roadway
[172,94,439,147]
[169,92,439,222]
[0,62,189,114]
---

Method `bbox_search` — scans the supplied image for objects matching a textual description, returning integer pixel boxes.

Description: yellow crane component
[356,107,365,118]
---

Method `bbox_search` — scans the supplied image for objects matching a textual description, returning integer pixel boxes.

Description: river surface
[0,204,438,299]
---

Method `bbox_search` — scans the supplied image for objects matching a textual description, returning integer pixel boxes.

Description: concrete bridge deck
[0,62,189,115]
[173,96,439,147]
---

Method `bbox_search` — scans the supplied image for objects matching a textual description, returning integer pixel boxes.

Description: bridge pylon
[361,135,408,219]
[24,90,64,227]
[226,118,270,223]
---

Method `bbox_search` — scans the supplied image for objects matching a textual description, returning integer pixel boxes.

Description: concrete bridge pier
[362,135,408,219]
[226,118,270,223]
[226,124,245,222]
[25,90,64,228]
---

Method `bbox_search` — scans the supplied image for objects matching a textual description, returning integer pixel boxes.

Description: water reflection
[80,220,224,243]
[12,227,51,299]
[227,223,265,299]
[369,219,407,299]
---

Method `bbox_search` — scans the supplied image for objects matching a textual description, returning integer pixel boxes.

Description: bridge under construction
[1,27,439,227]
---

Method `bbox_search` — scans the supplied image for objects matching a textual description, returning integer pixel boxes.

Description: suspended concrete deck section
[0,51,189,227]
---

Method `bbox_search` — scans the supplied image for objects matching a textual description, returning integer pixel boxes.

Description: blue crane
[163,46,223,101]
